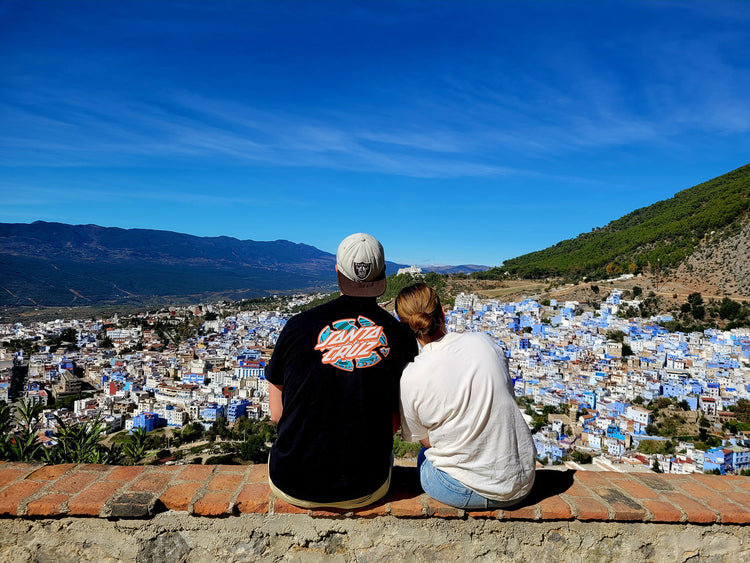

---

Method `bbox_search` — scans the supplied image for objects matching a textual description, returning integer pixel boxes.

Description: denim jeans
[417,448,524,510]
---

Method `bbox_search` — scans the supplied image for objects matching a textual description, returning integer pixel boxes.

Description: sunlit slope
[495,163,750,280]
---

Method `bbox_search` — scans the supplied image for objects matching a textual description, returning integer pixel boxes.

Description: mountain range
[2,162,749,308]
[0,223,378,307]
[0,222,487,308]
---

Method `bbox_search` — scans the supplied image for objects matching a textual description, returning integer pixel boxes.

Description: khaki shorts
[268,468,392,510]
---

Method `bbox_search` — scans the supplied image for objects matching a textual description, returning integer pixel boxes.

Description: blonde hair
[395,283,443,341]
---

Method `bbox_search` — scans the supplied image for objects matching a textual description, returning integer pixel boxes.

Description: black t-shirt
[267,295,418,503]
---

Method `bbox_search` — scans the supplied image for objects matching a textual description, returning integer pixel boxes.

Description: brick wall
[1,462,750,560]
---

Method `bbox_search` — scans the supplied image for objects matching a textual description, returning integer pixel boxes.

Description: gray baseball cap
[336,233,387,297]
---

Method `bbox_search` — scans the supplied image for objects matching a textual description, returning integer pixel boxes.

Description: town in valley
[2,272,749,475]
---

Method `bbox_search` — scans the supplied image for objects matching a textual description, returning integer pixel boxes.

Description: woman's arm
[269,384,283,422]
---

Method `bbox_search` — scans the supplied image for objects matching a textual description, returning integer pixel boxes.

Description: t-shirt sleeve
[265,323,289,386]
[399,375,428,443]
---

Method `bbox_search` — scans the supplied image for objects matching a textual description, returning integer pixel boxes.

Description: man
[267,233,418,509]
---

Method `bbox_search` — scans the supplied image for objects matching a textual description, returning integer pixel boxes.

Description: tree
[45,415,122,464]
[719,298,741,320]
[123,427,148,464]
[733,399,750,424]
[9,400,43,462]
[239,434,269,463]
[211,416,230,438]
[0,401,14,460]
[651,458,662,473]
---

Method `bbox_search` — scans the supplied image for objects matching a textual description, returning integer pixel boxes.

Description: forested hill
[493,162,750,281]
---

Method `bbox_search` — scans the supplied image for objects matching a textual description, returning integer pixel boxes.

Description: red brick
[575,471,613,488]
[663,493,716,524]
[351,500,389,517]
[160,482,202,512]
[248,464,268,483]
[273,498,309,514]
[424,497,463,518]
[130,471,172,493]
[569,496,610,520]
[609,478,658,500]
[149,465,179,473]
[68,481,124,516]
[469,509,500,518]
[26,493,70,516]
[77,464,114,473]
[675,479,723,500]
[593,487,647,521]
[538,495,573,520]
[50,472,98,494]
[502,504,537,520]
[717,506,750,524]
[0,480,44,515]
[193,491,233,516]
[27,464,75,481]
[389,493,425,517]
[108,466,145,481]
[690,474,736,492]
[177,464,215,481]
[0,468,29,488]
[724,491,750,513]
[563,481,594,497]
[642,500,683,523]
[235,483,271,514]
[207,473,243,492]
[730,477,750,494]
[702,496,750,522]
[215,464,247,474]
[672,480,749,520]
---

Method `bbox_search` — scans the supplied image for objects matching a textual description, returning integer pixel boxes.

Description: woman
[395,283,536,509]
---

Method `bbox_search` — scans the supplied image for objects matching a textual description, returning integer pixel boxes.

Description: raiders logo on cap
[354,262,372,280]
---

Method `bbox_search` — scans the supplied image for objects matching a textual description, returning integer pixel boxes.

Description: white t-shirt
[400,331,536,501]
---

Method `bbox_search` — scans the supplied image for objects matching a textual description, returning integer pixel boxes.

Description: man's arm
[270,384,283,423]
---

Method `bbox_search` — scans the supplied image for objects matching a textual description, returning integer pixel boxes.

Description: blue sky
[1,1,749,266]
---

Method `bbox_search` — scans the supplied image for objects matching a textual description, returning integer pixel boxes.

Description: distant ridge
[0,222,407,307]
[421,264,489,275]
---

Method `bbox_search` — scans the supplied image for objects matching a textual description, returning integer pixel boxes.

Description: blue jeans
[417,448,525,510]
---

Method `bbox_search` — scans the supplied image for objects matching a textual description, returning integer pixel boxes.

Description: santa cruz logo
[315,316,390,371]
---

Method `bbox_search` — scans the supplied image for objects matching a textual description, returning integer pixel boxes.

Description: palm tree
[45,414,123,464]
[122,426,148,464]
[9,399,43,462]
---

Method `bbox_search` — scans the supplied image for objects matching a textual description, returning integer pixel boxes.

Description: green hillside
[489,163,750,280]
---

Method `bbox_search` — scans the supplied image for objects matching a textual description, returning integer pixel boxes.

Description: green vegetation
[380,271,448,303]
[474,163,750,280]
[291,292,339,313]
[0,399,279,466]
[0,400,124,464]
[393,433,422,458]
